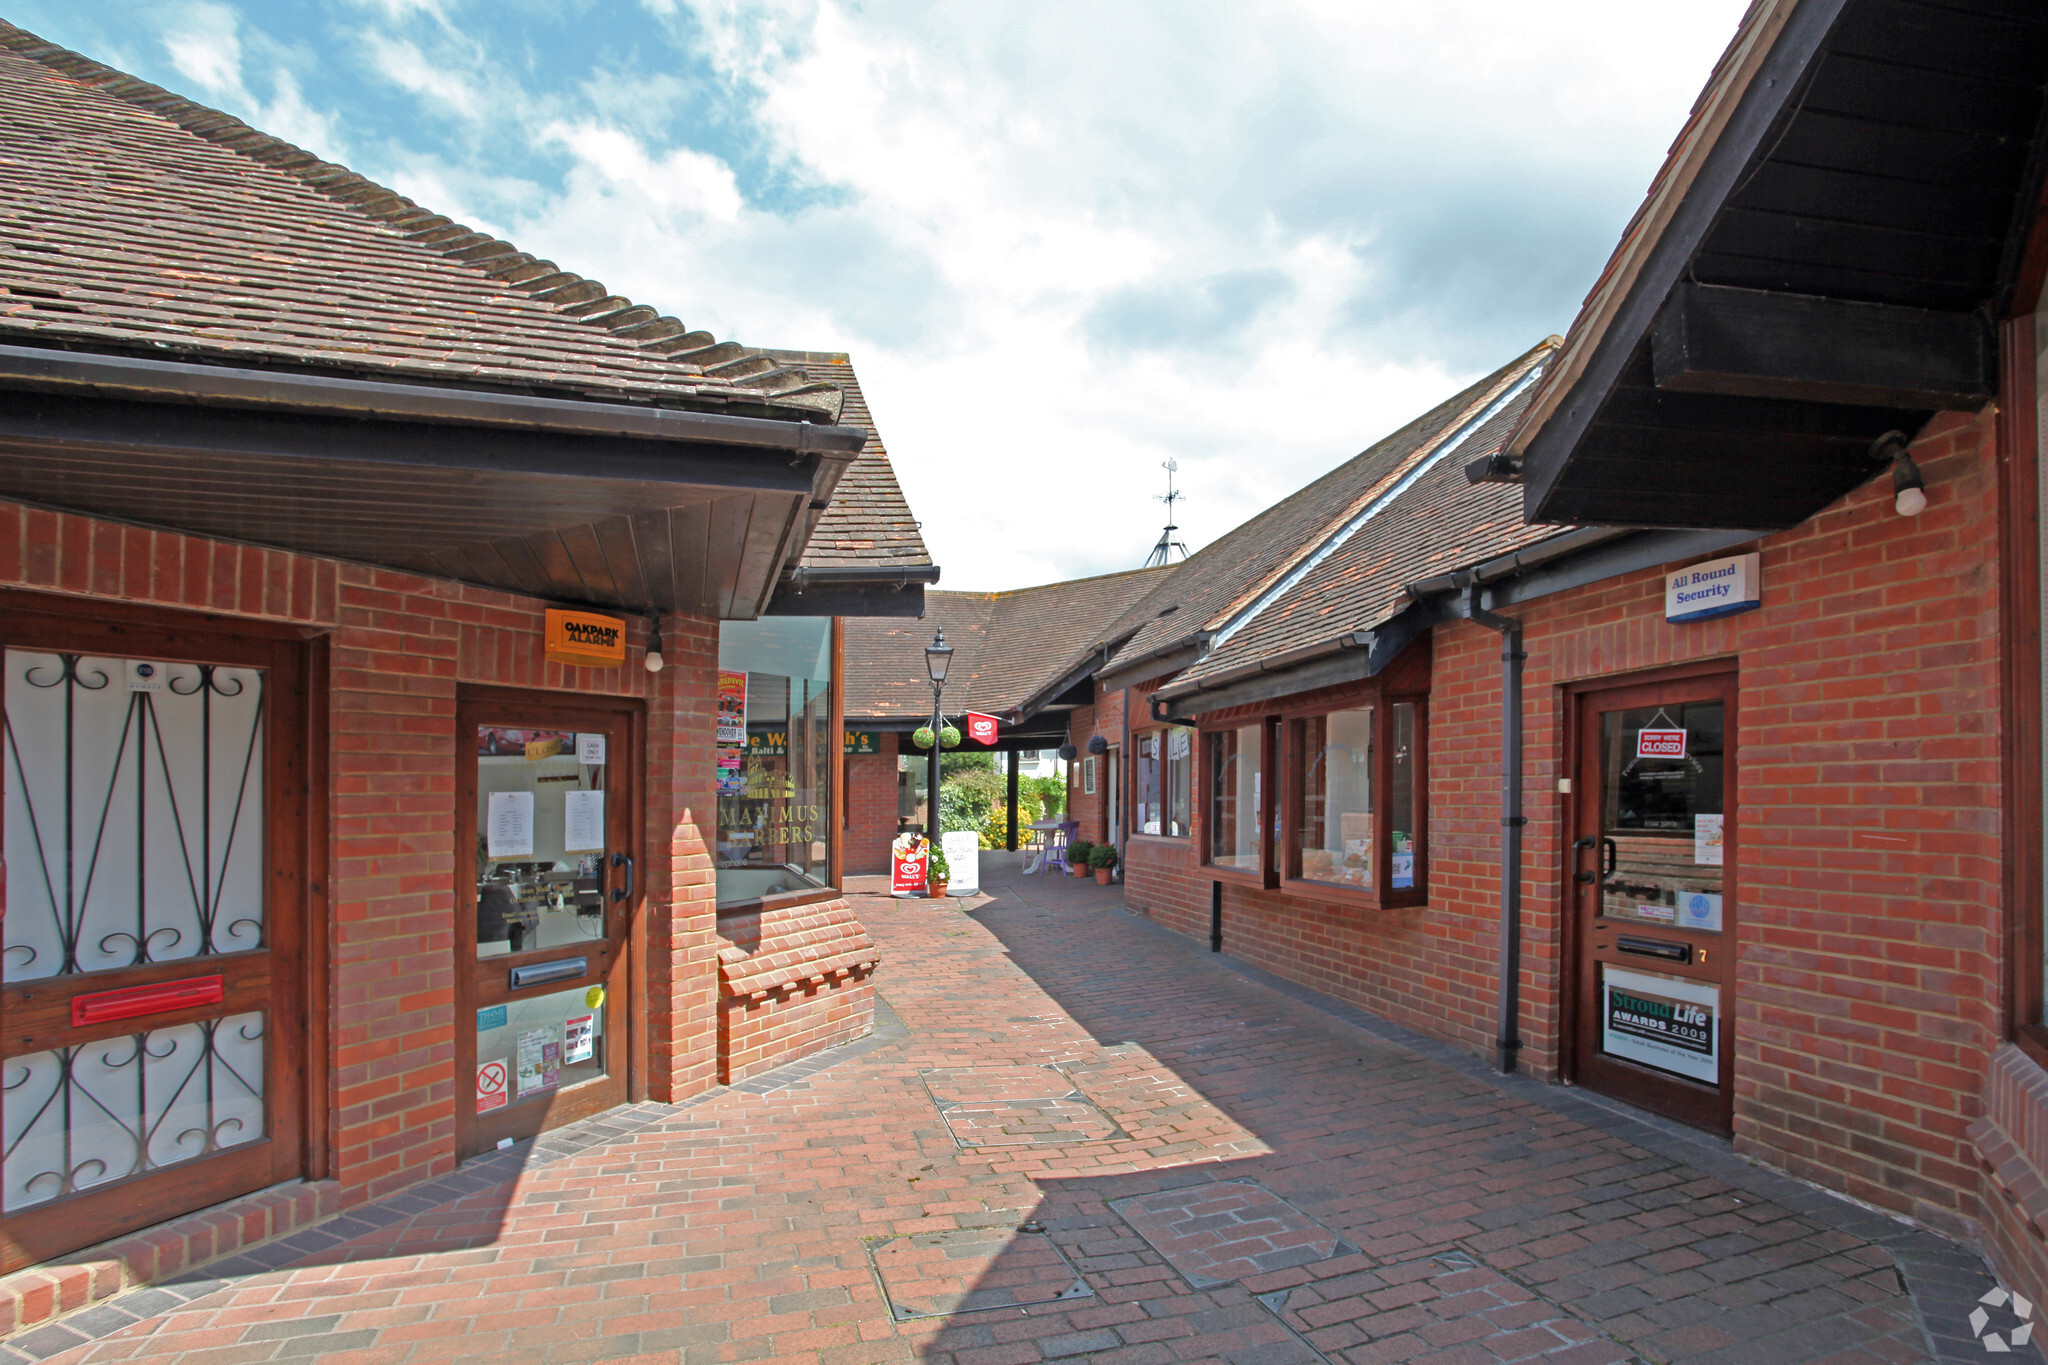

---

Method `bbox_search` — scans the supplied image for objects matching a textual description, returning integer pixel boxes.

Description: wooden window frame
[1196,716,1277,888]
[2001,311,2048,1065]
[1129,724,1195,841]
[1275,682,1430,910]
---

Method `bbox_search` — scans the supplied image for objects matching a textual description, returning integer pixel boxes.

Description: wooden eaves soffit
[1487,0,2048,531]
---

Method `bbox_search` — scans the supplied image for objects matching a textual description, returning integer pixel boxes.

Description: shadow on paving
[900,869,2019,1365]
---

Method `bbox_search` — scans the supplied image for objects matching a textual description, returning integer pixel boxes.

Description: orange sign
[544,609,626,668]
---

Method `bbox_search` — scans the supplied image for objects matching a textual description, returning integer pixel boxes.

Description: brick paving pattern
[11,869,2022,1365]
[1112,1182,1341,1288]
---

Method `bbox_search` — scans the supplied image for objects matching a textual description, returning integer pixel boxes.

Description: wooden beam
[1652,282,1992,410]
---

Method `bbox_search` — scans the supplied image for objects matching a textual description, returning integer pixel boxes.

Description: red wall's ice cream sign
[1664,552,1761,624]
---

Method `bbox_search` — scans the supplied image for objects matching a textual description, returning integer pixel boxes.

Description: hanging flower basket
[912,725,936,750]
[939,724,962,749]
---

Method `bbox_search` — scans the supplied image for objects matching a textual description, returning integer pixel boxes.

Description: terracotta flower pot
[1094,869,1112,885]
[929,882,948,898]
[1070,862,1088,878]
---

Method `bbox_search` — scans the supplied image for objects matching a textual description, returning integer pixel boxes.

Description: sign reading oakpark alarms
[544,609,627,668]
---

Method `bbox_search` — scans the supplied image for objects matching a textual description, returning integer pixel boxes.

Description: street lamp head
[925,629,953,683]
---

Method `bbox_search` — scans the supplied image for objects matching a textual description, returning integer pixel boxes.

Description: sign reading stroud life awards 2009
[1602,967,1718,1085]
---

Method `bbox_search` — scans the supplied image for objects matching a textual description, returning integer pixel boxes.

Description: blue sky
[12,1,1749,590]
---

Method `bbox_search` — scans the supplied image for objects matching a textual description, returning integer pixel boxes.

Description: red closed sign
[1636,728,1687,759]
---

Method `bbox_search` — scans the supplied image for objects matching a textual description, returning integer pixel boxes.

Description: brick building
[0,23,931,1319]
[1046,0,2048,1314]
[840,568,1169,871]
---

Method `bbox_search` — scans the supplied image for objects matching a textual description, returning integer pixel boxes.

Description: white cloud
[117,0,1756,591]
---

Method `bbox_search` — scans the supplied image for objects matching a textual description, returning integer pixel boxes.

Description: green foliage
[942,752,994,777]
[1067,839,1094,867]
[927,843,950,883]
[938,766,1004,837]
[1086,843,1118,871]
[1023,775,1065,818]
[978,790,1044,850]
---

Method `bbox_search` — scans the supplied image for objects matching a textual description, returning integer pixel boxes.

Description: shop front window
[716,618,834,905]
[1134,726,1193,836]
[1296,708,1374,888]
[1206,724,1263,872]
[1286,696,1426,902]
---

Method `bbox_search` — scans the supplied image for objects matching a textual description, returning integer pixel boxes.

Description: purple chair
[1041,822,1078,875]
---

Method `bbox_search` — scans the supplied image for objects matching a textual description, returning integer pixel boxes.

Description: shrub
[1087,843,1118,871]
[1067,839,1093,867]
[938,766,1004,834]
[928,844,950,884]
[978,791,1043,850]
[1024,775,1065,818]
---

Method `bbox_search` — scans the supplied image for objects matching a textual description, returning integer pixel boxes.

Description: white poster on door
[1694,813,1724,866]
[486,791,534,858]
[1602,966,1718,1085]
[563,789,605,853]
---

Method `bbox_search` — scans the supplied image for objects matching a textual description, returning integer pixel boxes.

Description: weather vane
[1144,460,1190,568]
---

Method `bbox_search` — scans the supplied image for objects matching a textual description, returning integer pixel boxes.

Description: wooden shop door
[456,689,640,1159]
[0,613,310,1272]
[1567,669,1736,1134]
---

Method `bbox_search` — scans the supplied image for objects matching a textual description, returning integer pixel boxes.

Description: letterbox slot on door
[71,975,226,1026]
[1615,936,1690,964]
[509,957,587,990]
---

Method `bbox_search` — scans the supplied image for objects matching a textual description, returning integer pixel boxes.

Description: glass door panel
[1572,675,1735,1134]
[458,697,635,1157]
[0,627,306,1272]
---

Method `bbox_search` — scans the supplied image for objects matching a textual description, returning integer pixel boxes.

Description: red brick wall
[0,501,721,1209]
[845,733,900,874]
[714,896,878,1083]
[1134,410,2006,1244]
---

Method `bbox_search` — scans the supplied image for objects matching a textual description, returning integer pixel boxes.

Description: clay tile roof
[844,566,1174,722]
[0,21,844,422]
[766,351,932,572]
[1168,351,1558,691]
[1096,342,1556,682]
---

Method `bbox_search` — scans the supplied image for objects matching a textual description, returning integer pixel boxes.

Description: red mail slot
[71,975,225,1027]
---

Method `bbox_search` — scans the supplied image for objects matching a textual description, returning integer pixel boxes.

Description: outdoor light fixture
[1871,430,1927,518]
[925,629,953,683]
[644,616,665,673]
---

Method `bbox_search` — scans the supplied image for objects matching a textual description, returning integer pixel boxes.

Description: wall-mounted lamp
[1871,430,1927,518]
[644,616,665,673]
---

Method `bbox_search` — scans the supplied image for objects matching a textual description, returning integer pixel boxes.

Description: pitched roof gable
[1097,343,1557,680]
[844,566,1174,722]
[0,22,842,421]
[767,351,933,572]
[1166,359,1557,691]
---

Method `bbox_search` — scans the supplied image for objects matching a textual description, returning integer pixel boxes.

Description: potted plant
[1066,840,1092,876]
[927,843,951,898]
[1088,843,1118,885]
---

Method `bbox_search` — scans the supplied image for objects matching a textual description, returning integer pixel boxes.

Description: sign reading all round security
[1664,552,1761,624]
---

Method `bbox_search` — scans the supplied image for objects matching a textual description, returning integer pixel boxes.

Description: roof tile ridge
[1196,339,1557,643]
[0,19,846,421]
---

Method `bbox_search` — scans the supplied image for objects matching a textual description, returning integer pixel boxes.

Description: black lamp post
[924,629,952,836]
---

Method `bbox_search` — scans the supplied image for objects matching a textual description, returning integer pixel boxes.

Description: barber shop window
[1134,726,1193,836]
[1284,695,1426,905]
[715,617,836,906]
[1203,722,1268,877]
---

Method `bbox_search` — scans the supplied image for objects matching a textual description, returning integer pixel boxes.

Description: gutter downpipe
[1465,578,1526,1075]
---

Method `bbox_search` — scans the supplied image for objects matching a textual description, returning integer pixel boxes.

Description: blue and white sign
[1665,553,1761,624]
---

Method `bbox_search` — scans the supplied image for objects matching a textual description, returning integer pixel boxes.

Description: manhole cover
[1112,1179,1349,1288]
[867,1227,1095,1320]
[920,1065,1125,1147]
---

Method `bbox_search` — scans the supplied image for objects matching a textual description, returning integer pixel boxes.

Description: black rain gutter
[0,342,872,455]
[780,564,943,589]
[1462,577,1526,1075]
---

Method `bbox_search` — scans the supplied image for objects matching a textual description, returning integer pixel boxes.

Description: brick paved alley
[10,870,2020,1365]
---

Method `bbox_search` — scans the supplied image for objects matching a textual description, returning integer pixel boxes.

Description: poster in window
[1601,966,1717,1085]
[563,1014,595,1064]
[516,1026,562,1097]
[563,789,605,853]
[1084,757,1097,794]
[716,671,747,744]
[486,791,534,859]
